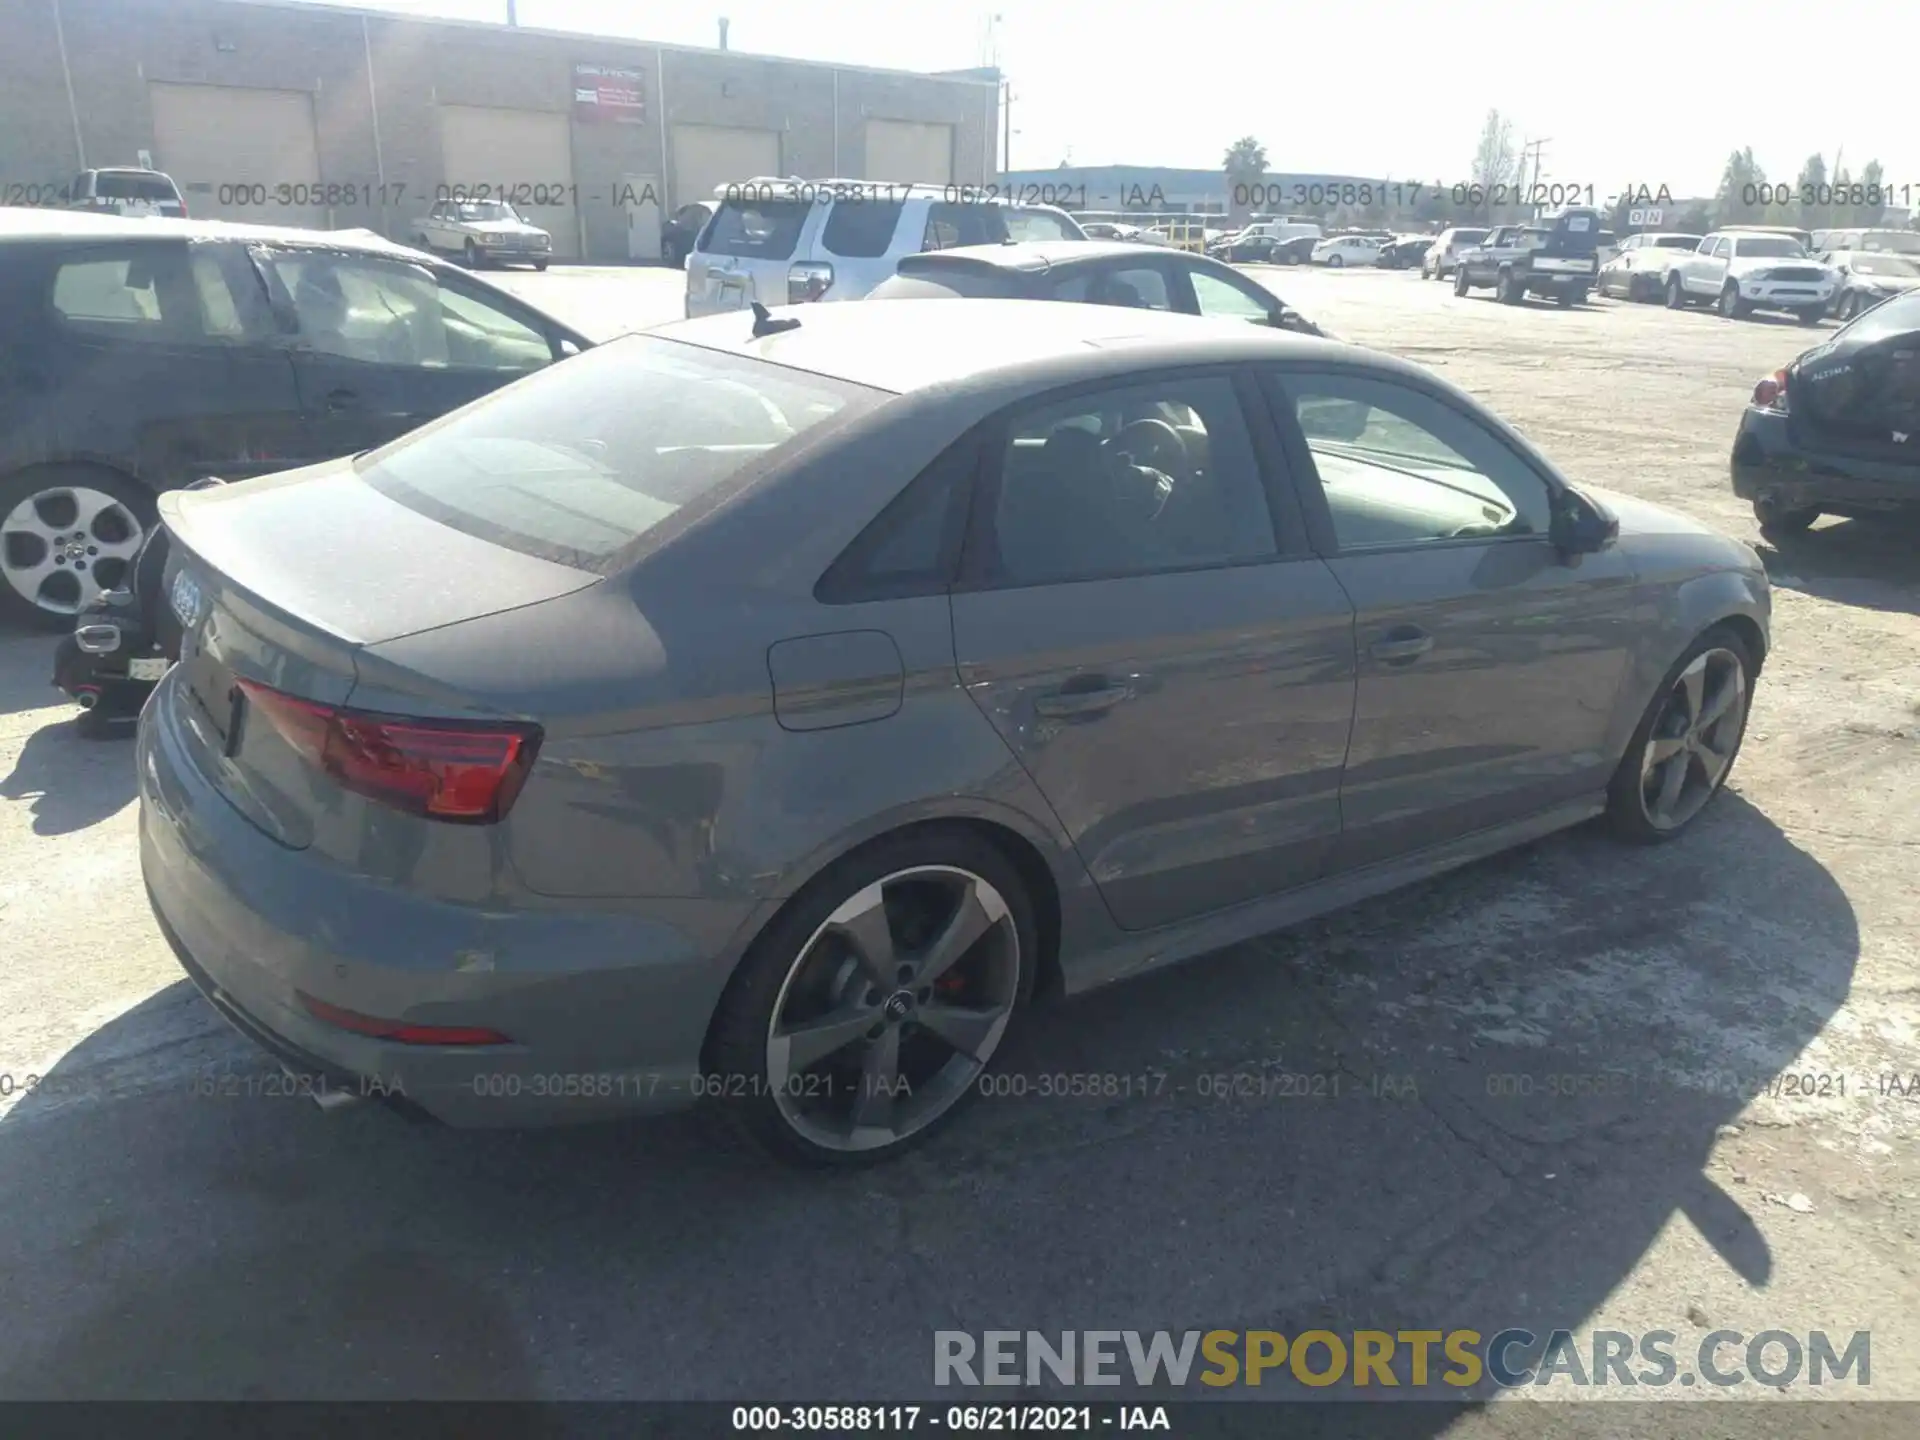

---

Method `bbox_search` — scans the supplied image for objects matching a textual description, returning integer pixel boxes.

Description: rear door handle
[1035,683,1131,719]
[325,388,359,412]
[1370,629,1434,664]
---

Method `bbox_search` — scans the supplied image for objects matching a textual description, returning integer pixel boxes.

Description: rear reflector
[297,992,511,1046]
[236,680,542,823]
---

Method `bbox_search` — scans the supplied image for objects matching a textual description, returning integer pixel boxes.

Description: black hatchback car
[866,240,1326,336]
[1731,289,1920,535]
[0,210,589,628]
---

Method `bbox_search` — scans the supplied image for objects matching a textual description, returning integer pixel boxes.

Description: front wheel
[1453,265,1471,297]
[1497,269,1524,305]
[1795,306,1822,326]
[1753,495,1819,536]
[1605,627,1755,843]
[1665,275,1688,309]
[463,239,482,269]
[1718,283,1749,319]
[703,828,1038,1166]
[533,259,549,272]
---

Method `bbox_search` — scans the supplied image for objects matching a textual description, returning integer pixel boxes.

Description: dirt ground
[0,263,1915,1431]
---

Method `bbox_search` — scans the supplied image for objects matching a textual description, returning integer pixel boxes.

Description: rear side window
[818,439,975,601]
[820,201,905,258]
[922,203,1009,250]
[94,172,179,201]
[49,246,203,342]
[358,336,876,572]
[700,200,809,260]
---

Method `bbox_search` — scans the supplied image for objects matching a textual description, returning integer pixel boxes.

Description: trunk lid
[158,464,597,848]
[1791,317,1920,465]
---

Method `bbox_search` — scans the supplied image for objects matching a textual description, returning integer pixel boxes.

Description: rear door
[686,194,813,315]
[1793,291,1920,463]
[1259,365,1639,871]
[948,368,1357,933]
[251,245,565,457]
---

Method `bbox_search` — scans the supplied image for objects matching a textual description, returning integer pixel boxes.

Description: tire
[1796,306,1822,326]
[1665,274,1688,309]
[1328,254,1344,268]
[1497,269,1524,305]
[1453,265,1471,297]
[1718,283,1749,319]
[1556,286,1583,307]
[413,233,432,251]
[1626,273,1650,303]
[0,465,155,630]
[1753,495,1820,536]
[1604,625,1755,844]
[1420,260,1431,280]
[463,239,482,269]
[703,826,1040,1167]
[533,260,549,272]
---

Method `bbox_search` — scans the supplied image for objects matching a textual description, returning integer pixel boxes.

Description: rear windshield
[1451,229,1486,244]
[1003,208,1085,243]
[356,337,876,571]
[700,200,809,260]
[94,172,178,201]
[1653,235,1701,249]
[1542,211,1600,252]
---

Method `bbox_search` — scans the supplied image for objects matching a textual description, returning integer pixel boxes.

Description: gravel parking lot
[1,263,1916,1429]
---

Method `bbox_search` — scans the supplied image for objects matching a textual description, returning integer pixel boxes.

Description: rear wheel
[1606,627,1755,843]
[0,466,153,630]
[1328,254,1344,268]
[1497,269,1524,304]
[1665,274,1688,309]
[1453,265,1471,297]
[1753,495,1820,536]
[704,828,1038,1167]
[1796,306,1822,326]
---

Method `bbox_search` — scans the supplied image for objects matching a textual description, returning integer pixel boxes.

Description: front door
[949,370,1357,933]
[250,246,561,458]
[1262,365,1640,872]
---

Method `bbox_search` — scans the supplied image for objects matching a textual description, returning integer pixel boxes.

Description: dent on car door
[252,246,560,458]
[947,369,1357,935]
[1261,366,1642,871]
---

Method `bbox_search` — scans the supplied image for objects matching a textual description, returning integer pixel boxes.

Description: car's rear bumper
[1731,407,1920,513]
[137,669,756,1128]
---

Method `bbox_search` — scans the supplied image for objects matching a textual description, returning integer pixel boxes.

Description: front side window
[1189,267,1273,322]
[1276,371,1553,552]
[358,336,873,571]
[265,251,552,372]
[980,375,1276,588]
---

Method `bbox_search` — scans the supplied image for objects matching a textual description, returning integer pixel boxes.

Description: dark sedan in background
[1375,236,1436,269]
[661,200,715,268]
[0,210,587,630]
[141,298,1767,1169]
[867,240,1326,335]
[1733,289,1920,534]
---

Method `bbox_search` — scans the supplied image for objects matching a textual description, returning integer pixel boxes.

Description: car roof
[656,297,1357,396]
[897,240,1161,275]
[0,208,425,257]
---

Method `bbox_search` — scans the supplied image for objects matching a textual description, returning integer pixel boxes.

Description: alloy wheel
[1637,648,1747,832]
[765,865,1021,1153]
[0,484,145,617]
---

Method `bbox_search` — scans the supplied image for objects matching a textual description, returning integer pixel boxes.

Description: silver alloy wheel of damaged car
[764,864,1022,1154]
[0,479,147,623]
[1635,646,1748,833]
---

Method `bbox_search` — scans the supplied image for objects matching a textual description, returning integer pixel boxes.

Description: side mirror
[1550,486,1619,558]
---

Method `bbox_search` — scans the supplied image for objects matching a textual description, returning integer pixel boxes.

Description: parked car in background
[1272,233,1319,266]
[866,240,1326,335]
[661,200,715,267]
[0,210,588,628]
[685,179,1087,316]
[1375,236,1434,269]
[1811,227,1920,257]
[1732,289,1920,535]
[1664,231,1834,322]
[1312,235,1384,268]
[1452,210,1601,306]
[1596,232,1705,302]
[64,167,187,219]
[140,297,1767,1169]
[1209,231,1280,263]
[411,199,553,270]
[1821,250,1920,319]
[1419,227,1487,280]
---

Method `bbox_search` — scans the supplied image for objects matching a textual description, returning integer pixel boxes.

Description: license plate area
[129,657,171,681]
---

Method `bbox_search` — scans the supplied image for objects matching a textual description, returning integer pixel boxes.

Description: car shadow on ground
[0,792,1858,1416]
[0,713,138,835]
[1755,512,1920,616]
[0,629,62,719]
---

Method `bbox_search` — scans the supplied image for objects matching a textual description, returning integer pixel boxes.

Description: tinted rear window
[700,200,809,260]
[94,172,179,201]
[356,337,876,572]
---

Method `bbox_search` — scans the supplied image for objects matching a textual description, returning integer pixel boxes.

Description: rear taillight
[1752,368,1789,411]
[236,680,542,824]
[788,260,833,302]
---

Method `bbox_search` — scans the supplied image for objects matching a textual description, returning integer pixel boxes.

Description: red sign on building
[573,64,646,123]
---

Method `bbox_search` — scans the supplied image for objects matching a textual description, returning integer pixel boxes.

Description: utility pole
[1002,82,1013,174]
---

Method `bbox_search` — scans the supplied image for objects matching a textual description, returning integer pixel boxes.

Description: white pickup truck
[1662,230,1835,322]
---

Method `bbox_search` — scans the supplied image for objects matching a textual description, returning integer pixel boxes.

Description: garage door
[670,125,780,211]
[438,106,580,260]
[864,121,952,186]
[150,83,323,229]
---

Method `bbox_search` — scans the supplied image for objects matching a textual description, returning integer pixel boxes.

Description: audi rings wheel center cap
[883,990,915,1022]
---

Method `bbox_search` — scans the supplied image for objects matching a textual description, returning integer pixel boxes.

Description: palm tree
[1223,137,1267,219]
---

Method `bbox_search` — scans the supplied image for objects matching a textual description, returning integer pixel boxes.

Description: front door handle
[325,388,359,412]
[1035,682,1131,719]
[1370,629,1434,664]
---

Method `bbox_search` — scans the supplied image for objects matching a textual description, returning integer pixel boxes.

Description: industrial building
[0,0,1000,261]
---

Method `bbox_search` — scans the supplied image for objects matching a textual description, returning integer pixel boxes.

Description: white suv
[685,178,1087,317]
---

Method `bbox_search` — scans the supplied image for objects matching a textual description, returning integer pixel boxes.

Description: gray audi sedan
[139,299,1770,1166]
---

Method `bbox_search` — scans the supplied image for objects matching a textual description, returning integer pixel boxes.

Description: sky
[357,0,1915,204]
